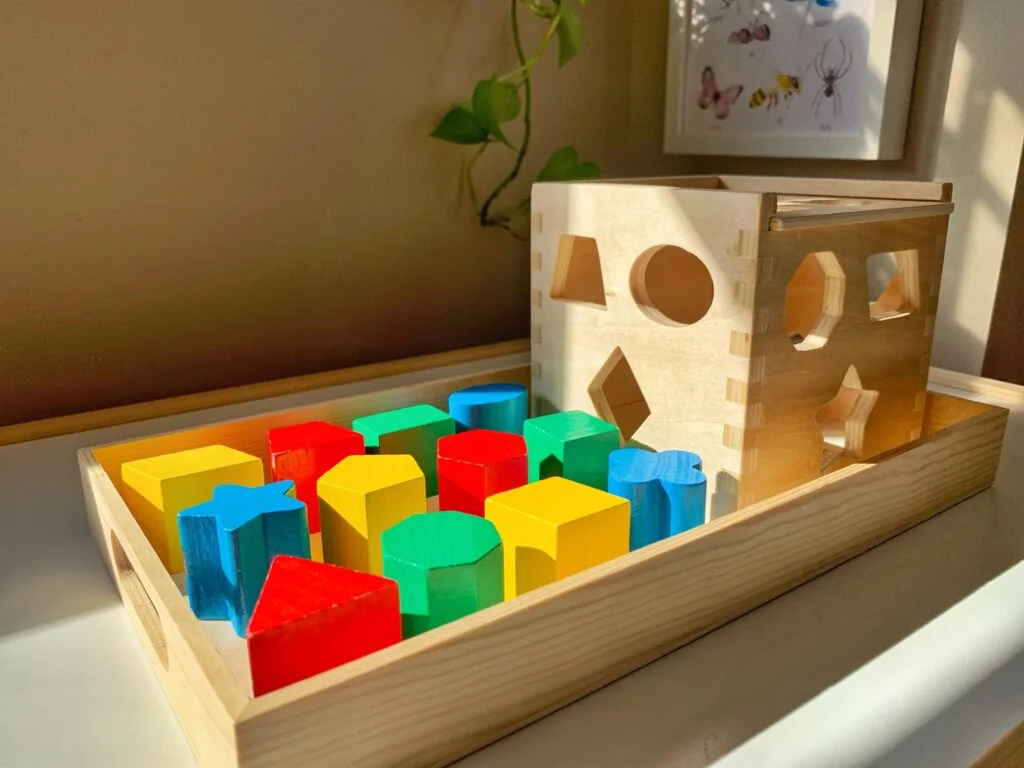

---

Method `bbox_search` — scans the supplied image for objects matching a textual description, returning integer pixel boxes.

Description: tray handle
[110,530,169,670]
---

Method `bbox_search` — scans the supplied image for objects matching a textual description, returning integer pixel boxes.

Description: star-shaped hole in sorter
[178,479,311,636]
[815,365,880,471]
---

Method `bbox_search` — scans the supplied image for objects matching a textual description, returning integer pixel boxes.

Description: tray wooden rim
[79,359,1012,768]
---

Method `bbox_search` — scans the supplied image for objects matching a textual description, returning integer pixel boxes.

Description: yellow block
[121,445,265,573]
[317,454,426,575]
[484,476,630,600]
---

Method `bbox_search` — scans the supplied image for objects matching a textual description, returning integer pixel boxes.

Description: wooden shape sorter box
[530,175,955,519]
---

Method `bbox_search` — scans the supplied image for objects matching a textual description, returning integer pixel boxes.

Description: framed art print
[663,0,924,159]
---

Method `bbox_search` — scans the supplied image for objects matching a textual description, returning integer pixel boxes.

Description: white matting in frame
[663,0,923,159]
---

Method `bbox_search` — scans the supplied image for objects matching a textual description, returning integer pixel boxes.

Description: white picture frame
[662,0,924,160]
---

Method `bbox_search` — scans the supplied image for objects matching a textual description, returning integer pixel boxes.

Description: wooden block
[436,429,528,517]
[523,410,620,490]
[448,382,529,434]
[267,420,365,535]
[246,554,402,696]
[352,404,455,496]
[178,480,311,636]
[121,444,264,573]
[317,454,426,575]
[382,511,503,637]
[485,476,630,599]
[607,448,707,550]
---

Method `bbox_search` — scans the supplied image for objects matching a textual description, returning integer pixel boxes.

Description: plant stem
[521,0,557,19]
[464,142,489,213]
[497,14,560,86]
[478,0,539,229]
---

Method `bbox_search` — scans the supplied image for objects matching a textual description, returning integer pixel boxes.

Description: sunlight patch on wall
[982,89,1024,205]
[941,41,971,137]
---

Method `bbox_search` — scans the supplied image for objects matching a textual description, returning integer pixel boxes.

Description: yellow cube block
[121,445,265,573]
[317,454,426,575]
[485,476,630,599]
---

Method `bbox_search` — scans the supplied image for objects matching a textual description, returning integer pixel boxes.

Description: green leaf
[537,146,600,182]
[564,161,600,180]
[557,7,584,67]
[538,146,580,181]
[429,105,489,145]
[472,77,521,147]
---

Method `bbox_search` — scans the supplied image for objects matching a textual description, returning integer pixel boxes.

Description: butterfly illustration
[697,66,744,119]
[728,20,770,44]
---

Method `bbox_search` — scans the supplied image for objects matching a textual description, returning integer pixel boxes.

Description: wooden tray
[79,358,1009,768]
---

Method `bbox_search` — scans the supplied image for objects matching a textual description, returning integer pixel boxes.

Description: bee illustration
[749,71,804,112]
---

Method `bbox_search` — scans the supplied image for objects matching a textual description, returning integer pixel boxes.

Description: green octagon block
[523,410,621,490]
[381,511,503,638]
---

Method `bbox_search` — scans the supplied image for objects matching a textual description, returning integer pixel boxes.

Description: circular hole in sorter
[629,245,714,326]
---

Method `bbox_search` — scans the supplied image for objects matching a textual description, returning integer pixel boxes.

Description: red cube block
[246,555,402,696]
[437,429,528,516]
[267,420,364,533]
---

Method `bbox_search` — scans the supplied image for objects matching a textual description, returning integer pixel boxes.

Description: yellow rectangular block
[317,454,426,575]
[121,445,265,573]
[485,476,630,599]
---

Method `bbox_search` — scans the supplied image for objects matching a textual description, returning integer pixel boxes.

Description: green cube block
[352,404,455,496]
[524,410,621,490]
[382,511,503,638]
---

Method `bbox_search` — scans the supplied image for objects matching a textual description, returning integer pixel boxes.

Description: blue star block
[178,480,311,636]
[607,449,707,551]
[448,383,528,435]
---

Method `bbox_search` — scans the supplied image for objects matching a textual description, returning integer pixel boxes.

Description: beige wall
[3,1,1021,426]
[0,0,686,426]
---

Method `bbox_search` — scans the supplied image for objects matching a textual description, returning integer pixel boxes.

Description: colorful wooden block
[485,476,630,599]
[382,511,503,638]
[448,382,529,434]
[267,420,365,535]
[436,429,528,517]
[351,404,455,496]
[178,480,311,636]
[523,410,621,490]
[246,554,402,696]
[121,445,264,573]
[317,454,426,575]
[607,448,708,550]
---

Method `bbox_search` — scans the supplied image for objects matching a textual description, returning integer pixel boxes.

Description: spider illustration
[812,37,853,119]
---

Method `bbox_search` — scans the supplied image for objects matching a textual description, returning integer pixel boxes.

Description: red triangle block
[246,555,401,696]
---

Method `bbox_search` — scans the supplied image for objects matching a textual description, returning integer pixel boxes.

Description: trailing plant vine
[429,0,599,240]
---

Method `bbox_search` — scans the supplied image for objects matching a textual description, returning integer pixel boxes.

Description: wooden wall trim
[929,367,1024,406]
[0,340,530,448]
